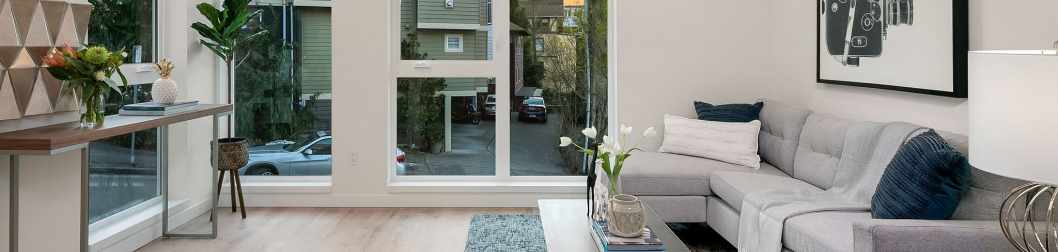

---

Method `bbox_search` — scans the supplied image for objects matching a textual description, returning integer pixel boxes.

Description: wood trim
[0,104,232,152]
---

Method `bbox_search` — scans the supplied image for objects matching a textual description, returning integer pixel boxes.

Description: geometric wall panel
[0,70,22,120]
[40,1,65,43]
[23,1,53,47]
[0,0,91,120]
[22,71,53,115]
[10,0,36,45]
[71,2,89,44]
[8,66,37,115]
[0,0,19,46]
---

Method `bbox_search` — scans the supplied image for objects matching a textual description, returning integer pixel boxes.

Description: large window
[234,3,332,176]
[395,0,607,178]
[85,0,157,224]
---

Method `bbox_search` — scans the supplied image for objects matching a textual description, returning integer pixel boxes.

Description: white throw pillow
[658,115,762,168]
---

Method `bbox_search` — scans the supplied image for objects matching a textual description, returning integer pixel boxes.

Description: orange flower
[42,48,66,67]
[62,43,78,59]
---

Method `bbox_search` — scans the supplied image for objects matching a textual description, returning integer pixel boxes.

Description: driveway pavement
[402,112,575,176]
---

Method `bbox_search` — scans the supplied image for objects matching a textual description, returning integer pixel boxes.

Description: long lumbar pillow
[659,114,762,168]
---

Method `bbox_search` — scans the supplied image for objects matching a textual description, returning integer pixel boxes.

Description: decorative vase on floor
[607,194,646,237]
[151,58,178,104]
[79,86,107,128]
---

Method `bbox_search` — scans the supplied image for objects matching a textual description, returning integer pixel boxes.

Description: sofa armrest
[852,219,1015,252]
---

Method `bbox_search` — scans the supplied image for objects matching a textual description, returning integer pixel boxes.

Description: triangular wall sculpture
[0,0,20,46]
[22,71,54,115]
[0,0,93,119]
[0,69,22,120]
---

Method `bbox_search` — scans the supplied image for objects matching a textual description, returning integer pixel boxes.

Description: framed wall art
[817,0,968,98]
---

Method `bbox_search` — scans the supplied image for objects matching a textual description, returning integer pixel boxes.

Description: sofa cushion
[710,171,821,211]
[783,211,869,252]
[620,152,786,196]
[659,115,763,168]
[758,101,811,176]
[793,114,852,189]
[872,130,970,220]
[693,101,764,122]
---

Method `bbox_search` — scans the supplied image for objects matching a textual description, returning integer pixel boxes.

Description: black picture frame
[816,0,969,98]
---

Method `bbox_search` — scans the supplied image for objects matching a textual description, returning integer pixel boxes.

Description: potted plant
[560,124,656,237]
[42,44,129,128]
[191,0,266,104]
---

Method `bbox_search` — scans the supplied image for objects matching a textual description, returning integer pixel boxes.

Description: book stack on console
[119,101,199,116]
[590,220,666,252]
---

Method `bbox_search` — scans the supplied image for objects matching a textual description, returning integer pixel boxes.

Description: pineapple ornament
[151,58,179,104]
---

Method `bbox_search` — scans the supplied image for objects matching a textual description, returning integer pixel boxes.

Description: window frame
[388,0,615,187]
[445,33,465,53]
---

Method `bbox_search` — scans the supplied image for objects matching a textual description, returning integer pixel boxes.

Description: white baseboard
[90,197,213,252]
[214,192,586,208]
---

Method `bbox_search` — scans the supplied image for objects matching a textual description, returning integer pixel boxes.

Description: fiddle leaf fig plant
[191,0,266,65]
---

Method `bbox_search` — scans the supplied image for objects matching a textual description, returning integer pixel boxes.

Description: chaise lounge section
[620,101,1021,252]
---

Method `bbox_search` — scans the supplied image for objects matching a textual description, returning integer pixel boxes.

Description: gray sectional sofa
[620,101,1022,252]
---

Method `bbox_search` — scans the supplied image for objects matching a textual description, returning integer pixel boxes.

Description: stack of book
[590,220,666,252]
[119,101,199,116]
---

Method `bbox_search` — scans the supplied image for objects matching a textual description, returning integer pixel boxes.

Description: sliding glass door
[235,0,332,176]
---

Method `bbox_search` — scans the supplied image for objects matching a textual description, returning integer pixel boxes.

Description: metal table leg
[160,115,220,239]
[10,155,18,252]
[81,148,89,252]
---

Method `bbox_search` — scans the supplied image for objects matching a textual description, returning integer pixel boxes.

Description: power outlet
[349,152,358,165]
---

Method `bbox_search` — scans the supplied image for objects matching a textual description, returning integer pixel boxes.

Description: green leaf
[115,68,129,87]
[191,22,225,45]
[200,39,231,60]
[196,3,224,28]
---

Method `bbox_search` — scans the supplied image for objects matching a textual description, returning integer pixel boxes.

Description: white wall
[761,0,1058,134]
[615,0,773,150]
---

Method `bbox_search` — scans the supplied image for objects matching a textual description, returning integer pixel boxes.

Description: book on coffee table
[590,220,666,251]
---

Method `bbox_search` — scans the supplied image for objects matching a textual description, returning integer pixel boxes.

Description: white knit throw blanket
[736,122,924,252]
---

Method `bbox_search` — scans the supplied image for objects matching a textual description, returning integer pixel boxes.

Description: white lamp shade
[969,50,1058,185]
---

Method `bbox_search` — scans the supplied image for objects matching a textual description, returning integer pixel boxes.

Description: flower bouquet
[42,44,128,128]
[560,124,657,236]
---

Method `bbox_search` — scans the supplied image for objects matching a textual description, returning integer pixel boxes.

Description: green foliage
[233,6,317,145]
[87,0,146,58]
[192,0,266,62]
[398,33,447,152]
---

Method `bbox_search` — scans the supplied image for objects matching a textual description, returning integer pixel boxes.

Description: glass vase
[607,194,646,238]
[79,86,106,128]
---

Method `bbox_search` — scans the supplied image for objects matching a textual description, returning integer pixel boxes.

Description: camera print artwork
[817,0,967,98]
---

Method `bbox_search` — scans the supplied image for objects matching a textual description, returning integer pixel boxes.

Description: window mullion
[493,0,511,178]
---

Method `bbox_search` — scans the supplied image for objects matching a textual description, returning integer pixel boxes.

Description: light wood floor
[138,207,536,252]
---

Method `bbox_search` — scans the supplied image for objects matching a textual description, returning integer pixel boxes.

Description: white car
[484,94,497,119]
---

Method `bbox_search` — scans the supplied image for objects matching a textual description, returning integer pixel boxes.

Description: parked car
[518,96,547,122]
[395,148,408,174]
[241,131,332,176]
[484,94,496,120]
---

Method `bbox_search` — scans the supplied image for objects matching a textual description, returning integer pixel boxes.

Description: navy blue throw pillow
[872,130,970,220]
[693,101,764,122]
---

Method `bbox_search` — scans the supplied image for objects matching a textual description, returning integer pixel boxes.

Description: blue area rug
[465,214,547,252]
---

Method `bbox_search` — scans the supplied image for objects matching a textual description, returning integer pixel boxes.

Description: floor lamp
[969,47,1058,252]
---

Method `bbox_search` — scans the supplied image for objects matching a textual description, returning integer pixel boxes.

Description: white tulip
[603,135,614,146]
[643,127,657,137]
[582,127,598,139]
[620,124,633,135]
[559,137,573,147]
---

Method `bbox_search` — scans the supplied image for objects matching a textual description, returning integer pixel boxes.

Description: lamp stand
[1000,183,1058,251]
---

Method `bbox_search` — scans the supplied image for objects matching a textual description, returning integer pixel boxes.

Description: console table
[0,104,232,252]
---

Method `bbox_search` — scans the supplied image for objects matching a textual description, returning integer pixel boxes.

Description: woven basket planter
[217,138,249,171]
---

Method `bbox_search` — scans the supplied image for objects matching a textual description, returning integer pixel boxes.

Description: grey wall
[761,0,1058,134]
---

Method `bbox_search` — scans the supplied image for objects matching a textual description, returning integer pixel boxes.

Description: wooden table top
[0,104,232,153]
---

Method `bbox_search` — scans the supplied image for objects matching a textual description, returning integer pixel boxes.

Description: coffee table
[538,199,691,252]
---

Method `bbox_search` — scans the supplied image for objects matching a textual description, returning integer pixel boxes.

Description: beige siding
[300,7,332,96]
